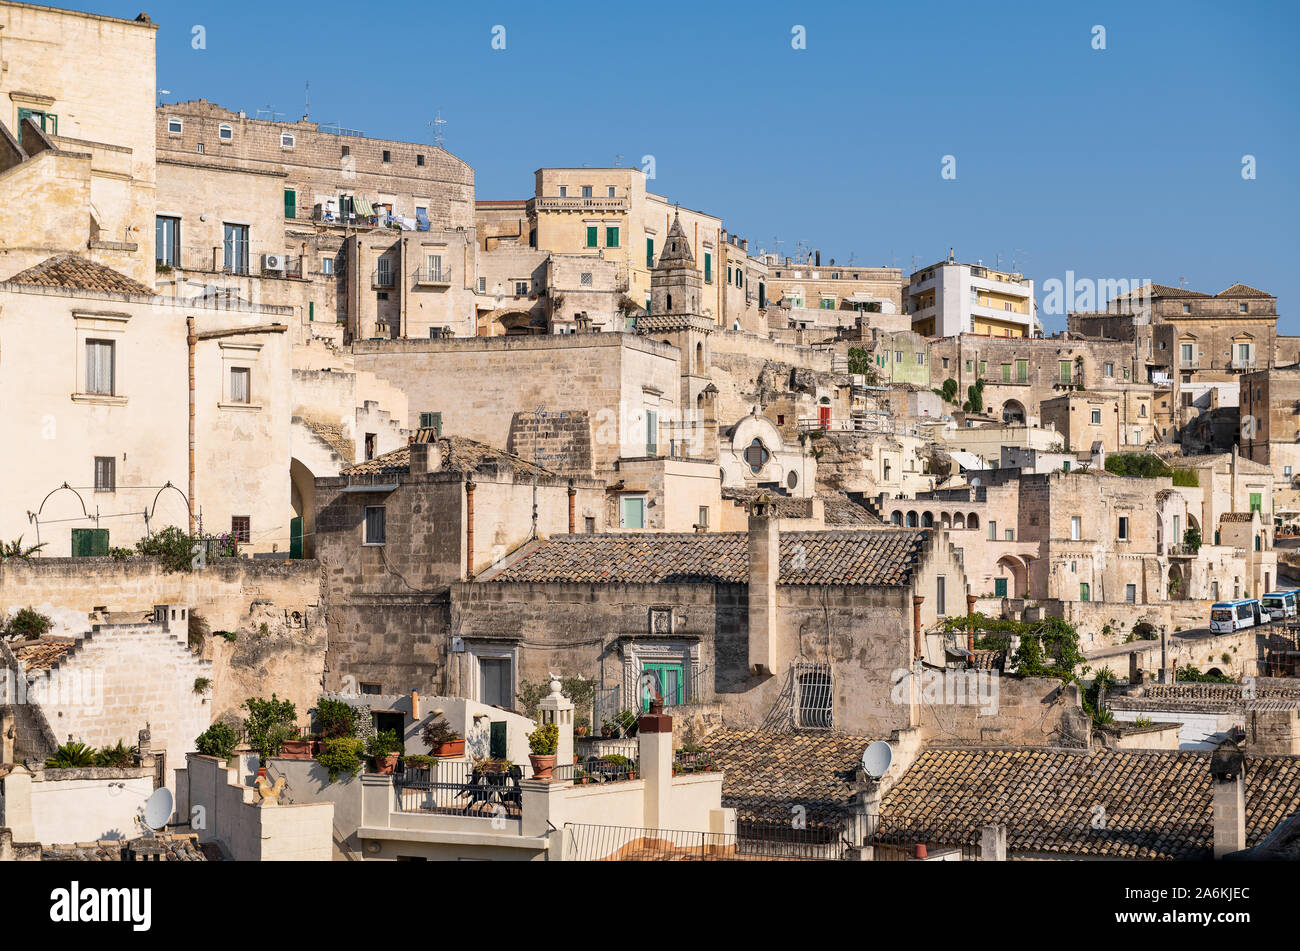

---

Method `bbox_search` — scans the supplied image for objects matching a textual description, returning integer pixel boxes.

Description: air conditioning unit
[262,254,286,273]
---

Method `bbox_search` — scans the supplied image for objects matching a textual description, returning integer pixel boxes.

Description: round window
[787,470,798,490]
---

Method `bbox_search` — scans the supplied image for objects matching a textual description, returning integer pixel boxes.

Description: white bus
[1261,591,1298,621]
[1210,599,1264,633]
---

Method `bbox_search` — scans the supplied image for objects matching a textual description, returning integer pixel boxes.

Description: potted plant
[527,721,559,779]
[600,720,615,739]
[420,715,465,758]
[574,718,590,738]
[243,694,298,767]
[316,737,365,783]
[367,729,402,775]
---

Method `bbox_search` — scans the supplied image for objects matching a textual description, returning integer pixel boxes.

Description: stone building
[1040,391,1122,452]
[0,255,293,555]
[762,253,903,319]
[449,507,970,738]
[0,3,158,284]
[1240,366,1300,494]
[314,433,605,693]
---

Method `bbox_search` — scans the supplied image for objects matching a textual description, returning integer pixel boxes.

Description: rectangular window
[382,150,391,163]
[223,223,250,274]
[479,658,512,708]
[417,154,425,166]
[586,226,598,248]
[94,456,116,492]
[988,520,997,541]
[360,682,382,695]
[283,189,296,219]
[1125,584,1136,604]
[1005,529,1014,541]
[85,339,115,395]
[364,433,377,461]
[425,253,443,282]
[1091,409,1102,425]
[229,366,250,404]
[1104,362,1114,377]
[936,575,946,616]
[231,516,251,544]
[1118,516,1129,541]
[605,226,619,248]
[698,506,709,531]
[994,577,1008,598]
[1181,343,1194,363]
[1238,343,1251,363]
[166,116,182,135]
[1016,360,1028,382]
[581,185,592,198]
[704,252,712,283]
[979,361,987,376]
[1080,582,1090,602]
[419,411,442,435]
[364,506,386,545]
[646,238,655,268]
[1060,360,1072,383]
[585,516,596,533]
[155,216,180,267]
[1250,492,1262,513]
[558,186,567,198]
[1001,363,1011,382]
[621,496,646,529]
[1071,516,1081,541]
[645,409,658,456]
[794,662,833,729]
[515,280,530,296]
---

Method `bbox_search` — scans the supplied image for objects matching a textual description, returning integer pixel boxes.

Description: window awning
[353,197,375,217]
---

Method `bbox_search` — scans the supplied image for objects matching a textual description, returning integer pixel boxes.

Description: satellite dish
[861,740,893,779]
[141,787,174,834]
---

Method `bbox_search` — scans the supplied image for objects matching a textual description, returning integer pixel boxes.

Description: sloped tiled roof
[343,435,552,479]
[492,528,930,586]
[5,254,153,296]
[1219,511,1257,522]
[10,638,78,672]
[1113,282,1212,301]
[699,729,880,821]
[821,495,882,526]
[878,747,1300,859]
[1216,283,1272,299]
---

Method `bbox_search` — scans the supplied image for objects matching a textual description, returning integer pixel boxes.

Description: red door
[818,405,831,430]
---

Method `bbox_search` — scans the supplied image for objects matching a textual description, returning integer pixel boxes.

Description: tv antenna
[613,153,624,167]
[303,81,310,121]
[861,740,893,779]
[428,108,446,147]
[255,105,283,122]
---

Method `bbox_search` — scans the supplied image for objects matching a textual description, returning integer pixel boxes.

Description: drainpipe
[186,316,196,534]
[567,479,576,534]
[913,595,925,662]
[465,475,476,580]
[966,593,978,656]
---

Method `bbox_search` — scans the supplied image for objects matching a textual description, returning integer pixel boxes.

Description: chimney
[1210,740,1247,858]
[814,250,821,267]
[567,480,576,534]
[409,441,440,476]
[410,690,420,722]
[1159,626,1169,683]
[747,495,778,675]
[966,594,977,656]
[912,596,925,662]
[637,695,673,829]
[536,675,574,769]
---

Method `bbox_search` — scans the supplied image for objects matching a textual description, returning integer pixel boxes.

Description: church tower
[650,212,703,317]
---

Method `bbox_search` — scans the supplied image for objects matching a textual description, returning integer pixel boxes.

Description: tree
[1183,526,1202,554]
[940,378,959,403]
[965,379,985,414]
[1,536,46,561]
[846,347,878,384]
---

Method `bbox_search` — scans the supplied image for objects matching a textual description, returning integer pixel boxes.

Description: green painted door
[289,517,304,559]
[994,578,1008,598]
[643,663,684,709]
[71,528,109,557]
[284,189,296,219]
[489,721,507,759]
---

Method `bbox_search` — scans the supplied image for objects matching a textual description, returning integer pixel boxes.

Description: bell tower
[650,212,702,317]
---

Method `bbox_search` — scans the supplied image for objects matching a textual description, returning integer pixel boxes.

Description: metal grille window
[793,663,833,730]
[94,456,116,492]
[580,271,593,286]
[231,516,250,544]
[85,339,115,395]
[364,505,386,545]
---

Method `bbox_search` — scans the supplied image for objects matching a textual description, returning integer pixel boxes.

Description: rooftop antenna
[911,254,921,272]
[613,153,624,167]
[428,108,446,148]
[156,89,171,107]
[1179,275,1188,287]
[303,82,310,121]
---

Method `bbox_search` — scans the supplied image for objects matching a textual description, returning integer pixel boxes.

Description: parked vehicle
[1210,599,1264,633]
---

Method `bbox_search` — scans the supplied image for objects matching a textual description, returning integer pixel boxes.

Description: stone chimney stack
[409,441,441,476]
[536,674,574,769]
[747,494,779,675]
[1210,740,1247,858]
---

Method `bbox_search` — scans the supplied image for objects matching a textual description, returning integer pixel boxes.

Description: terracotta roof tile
[879,748,1300,860]
[5,254,152,296]
[342,434,551,479]
[492,528,930,586]
[10,637,78,672]
[1216,283,1272,299]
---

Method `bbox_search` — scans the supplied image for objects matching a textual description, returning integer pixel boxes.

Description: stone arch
[941,512,952,529]
[995,555,1029,598]
[967,513,980,531]
[1001,399,1026,425]
[921,511,934,528]
[953,513,966,529]
[905,510,919,528]
[890,511,902,526]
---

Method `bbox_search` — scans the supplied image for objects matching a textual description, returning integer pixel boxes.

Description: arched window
[905,511,919,527]
[890,511,902,526]
[922,511,934,528]
[281,132,295,148]
[219,123,233,141]
[967,513,980,530]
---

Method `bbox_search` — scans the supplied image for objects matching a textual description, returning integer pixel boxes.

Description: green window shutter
[605,226,619,248]
[289,517,304,559]
[646,238,654,268]
[586,226,598,248]
[1080,583,1090,602]
[308,301,315,322]
[704,253,712,282]
[72,529,109,557]
[1060,361,1071,383]
[419,412,442,435]
[1250,493,1261,513]
[284,189,296,218]
[1017,359,1028,382]
[1001,363,1011,382]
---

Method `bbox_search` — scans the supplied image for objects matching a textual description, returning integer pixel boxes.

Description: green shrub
[600,753,632,767]
[134,526,198,573]
[188,611,210,650]
[94,740,137,768]
[527,722,559,756]
[419,715,461,750]
[366,729,402,761]
[3,607,53,640]
[403,753,438,769]
[193,677,212,694]
[1105,453,1171,479]
[317,737,365,782]
[242,694,297,764]
[195,721,240,759]
[1171,468,1199,487]
[46,741,96,768]
[1,536,46,561]
[313,697,362,739]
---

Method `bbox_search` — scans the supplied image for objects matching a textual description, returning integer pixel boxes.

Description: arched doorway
[1001,400,1026,425]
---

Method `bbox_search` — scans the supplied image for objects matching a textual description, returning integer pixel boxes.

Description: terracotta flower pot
[374,753,399,775]
[279,739,312,760]
[434,739,465,758]
[528,753,557,779]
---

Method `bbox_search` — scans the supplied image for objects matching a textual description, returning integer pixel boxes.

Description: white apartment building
[907,253,1039,339]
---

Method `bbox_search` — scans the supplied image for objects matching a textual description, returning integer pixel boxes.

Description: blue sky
[66,0,1300,330]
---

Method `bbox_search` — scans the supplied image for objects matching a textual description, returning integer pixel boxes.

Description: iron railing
[394,764,523,818]
[414,266,453,285]
[563,820,847,861]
